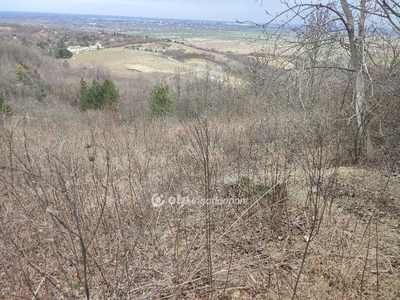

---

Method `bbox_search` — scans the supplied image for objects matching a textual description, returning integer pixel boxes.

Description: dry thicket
[0,28,400,300]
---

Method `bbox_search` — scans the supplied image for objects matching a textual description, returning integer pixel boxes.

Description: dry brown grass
[0,101,399,300]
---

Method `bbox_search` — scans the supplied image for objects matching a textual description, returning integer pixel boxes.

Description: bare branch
[377,0,400,31]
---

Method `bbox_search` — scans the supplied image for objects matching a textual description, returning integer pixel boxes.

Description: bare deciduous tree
[255,0,400,161]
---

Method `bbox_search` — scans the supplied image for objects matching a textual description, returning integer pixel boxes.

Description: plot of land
[186,39,261,54]
[68,43,239,79]
[69,47,180,77]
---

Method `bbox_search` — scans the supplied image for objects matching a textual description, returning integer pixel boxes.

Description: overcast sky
[0,0,284,22]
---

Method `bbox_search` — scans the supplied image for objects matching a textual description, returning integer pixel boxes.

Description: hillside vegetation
[0,22,399,300]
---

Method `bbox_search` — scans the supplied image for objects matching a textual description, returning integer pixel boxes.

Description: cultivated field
[68,41,245,79]
[70,30,261,77]
[185,39,261,54]
[70,47,189,77]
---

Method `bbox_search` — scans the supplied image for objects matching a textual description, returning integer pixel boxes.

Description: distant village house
[68,42,102,54]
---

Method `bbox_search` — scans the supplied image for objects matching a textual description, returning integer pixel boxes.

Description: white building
[68,42,102,54]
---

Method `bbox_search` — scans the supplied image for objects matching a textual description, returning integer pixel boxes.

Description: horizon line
[0,10,263,24]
